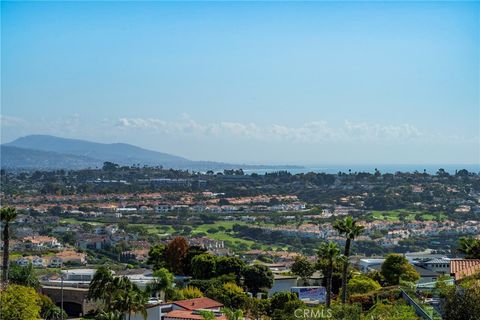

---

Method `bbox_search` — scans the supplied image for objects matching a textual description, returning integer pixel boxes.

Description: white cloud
[0,115,27,127]
[114,116,455,144]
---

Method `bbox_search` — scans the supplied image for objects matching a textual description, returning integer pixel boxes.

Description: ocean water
[243,164,480,175]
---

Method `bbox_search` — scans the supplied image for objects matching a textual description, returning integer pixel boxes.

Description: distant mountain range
[1,135,301,171]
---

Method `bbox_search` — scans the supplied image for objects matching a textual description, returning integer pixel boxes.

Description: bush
[347,275,381,295]
[0,284,42,320]
[177,286,204,299]
[349,293,375,311]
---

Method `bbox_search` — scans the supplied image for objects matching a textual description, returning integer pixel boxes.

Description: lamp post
[61,270,64,320]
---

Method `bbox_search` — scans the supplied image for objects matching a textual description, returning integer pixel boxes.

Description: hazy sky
[2,1,479,165]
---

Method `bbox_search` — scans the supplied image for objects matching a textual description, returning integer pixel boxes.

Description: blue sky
[1,1,479,165]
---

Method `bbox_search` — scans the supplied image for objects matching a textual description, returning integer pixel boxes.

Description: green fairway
[60,218,104,225]
[369,209,445,222]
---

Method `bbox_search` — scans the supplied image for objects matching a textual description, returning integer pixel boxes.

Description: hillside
[0,145,103,170]
[2,135,301,171]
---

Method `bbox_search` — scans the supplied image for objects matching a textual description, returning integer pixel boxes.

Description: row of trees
[290,216,421,308]
[147,236,275,295]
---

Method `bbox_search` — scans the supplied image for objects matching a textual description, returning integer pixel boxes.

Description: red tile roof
[172,297,223,311]
[165,310,226,320]
[450,259,480,280]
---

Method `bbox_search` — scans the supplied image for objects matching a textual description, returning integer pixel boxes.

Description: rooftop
[172,297,223,311]
[165,310,226,320]
[450,259,480,280]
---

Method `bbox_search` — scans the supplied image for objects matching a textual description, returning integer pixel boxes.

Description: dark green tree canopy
[291,256,315,281]
[380,254,419,286]
[242,264,274,295]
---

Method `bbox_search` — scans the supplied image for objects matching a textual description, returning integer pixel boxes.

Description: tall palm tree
[88,266,115,309]
[110,276,147,320]
[1,207,17,285]
[333,216,364,304]
[89,268,147,320]
[318,241,341,308]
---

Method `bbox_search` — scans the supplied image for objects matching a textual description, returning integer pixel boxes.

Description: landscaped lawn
[191,221,284,251]
[60,217,104,225]
[369,209,446,222]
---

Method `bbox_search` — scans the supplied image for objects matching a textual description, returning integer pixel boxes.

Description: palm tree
[88,266,115,309]
[333,216,364,304]
[108,276,147,320]
[95,310,123,320]
[1,206,17,285]
[123,287,148,320]
[318,241,341,308]
[221,307,243,320]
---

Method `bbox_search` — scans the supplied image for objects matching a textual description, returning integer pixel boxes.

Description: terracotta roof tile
[450,259,480,280]
[165,310,226,320]
[172,297,223,311]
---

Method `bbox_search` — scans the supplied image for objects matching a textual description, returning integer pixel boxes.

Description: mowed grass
[370,209,446,221]
[60,218,104,225]
[58,217,273,250]
[191,221,258,247]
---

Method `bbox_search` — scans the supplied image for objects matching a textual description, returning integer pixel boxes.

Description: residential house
[129,298,225,320]
[450,259,480,281]
[414,258,451,275]
[23,236,62,250]
[49,250,87,267]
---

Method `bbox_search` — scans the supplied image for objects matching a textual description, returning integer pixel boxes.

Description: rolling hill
[2,135,300,171]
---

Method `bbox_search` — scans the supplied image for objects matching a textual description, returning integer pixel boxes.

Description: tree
[88,266,115,309]
[1,206,17,285]
[150,268,174,301]
[40,294,68,320]
[88,267,148,320]
[221,307,243,320]
[441,277,480,320]
[243,264,274,295]
[199,310,216,320]
[458,237,480,259]
[147,244,166,270]
[95,311,123,320]
[206,282,249,310]
[347,275,381,295]
[381,254,420,286]
[183,245,207,276]
[103,162,119,171]
[216,256,246,282]
[366,301,420,320]
[0,284,42,320]
[176,286,204,300]
[269,292,300,317]
[318,241,341,307]
[291,256,315,284]
[8,263,40,288]
[333,216,364,304]
[164,237,189,274]
[122,286,148,320]
[192,254,217,279]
